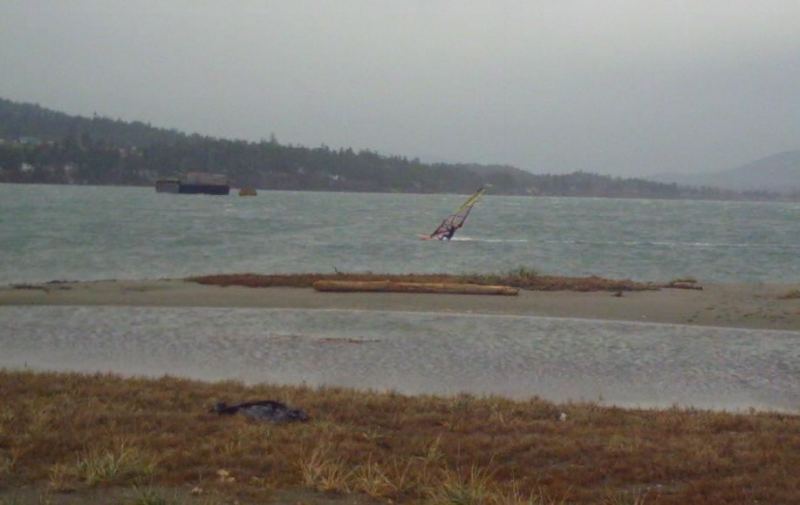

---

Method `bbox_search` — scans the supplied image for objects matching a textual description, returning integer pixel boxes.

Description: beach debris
[313,279,519,296]
[212,400,309,423]
[664,279,703,290]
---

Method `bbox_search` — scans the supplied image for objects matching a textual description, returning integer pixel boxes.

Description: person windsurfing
[422,187,485,241]
[431,218,460,241]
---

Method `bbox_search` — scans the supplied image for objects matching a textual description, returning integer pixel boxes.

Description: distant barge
[156,172,230,195]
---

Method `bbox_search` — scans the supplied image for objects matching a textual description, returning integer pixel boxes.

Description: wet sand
[2,278,800,331]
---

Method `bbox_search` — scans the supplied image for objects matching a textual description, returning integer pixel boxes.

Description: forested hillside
[0,98,780,199]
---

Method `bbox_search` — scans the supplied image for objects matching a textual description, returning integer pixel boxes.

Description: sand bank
[2,278,800,331]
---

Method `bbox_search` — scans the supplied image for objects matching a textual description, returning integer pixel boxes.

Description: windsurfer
[423,187,485,241]
[440,223,459,240]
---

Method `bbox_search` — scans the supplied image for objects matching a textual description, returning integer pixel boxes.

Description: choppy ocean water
[2,183,800,284]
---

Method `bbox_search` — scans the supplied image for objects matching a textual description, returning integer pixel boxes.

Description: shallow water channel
[1,306,798,413]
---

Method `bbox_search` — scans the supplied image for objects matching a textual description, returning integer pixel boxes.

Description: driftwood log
[312,280,519,296]
[664,281,704,290]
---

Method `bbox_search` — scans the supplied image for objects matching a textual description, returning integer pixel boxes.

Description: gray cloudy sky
[1,1,799,176]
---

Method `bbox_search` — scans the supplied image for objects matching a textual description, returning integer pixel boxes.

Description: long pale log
[312,280,518,296]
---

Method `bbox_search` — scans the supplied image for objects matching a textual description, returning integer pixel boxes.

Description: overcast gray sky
[1,1,799,176]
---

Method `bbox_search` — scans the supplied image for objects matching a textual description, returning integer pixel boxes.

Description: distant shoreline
[2,275,799,331]
[3,180,799,202]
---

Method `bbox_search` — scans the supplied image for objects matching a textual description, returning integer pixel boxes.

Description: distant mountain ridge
[0,97,791,200]
[651,150,800,194]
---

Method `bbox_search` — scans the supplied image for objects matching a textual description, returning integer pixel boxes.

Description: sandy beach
[3,278,800,331]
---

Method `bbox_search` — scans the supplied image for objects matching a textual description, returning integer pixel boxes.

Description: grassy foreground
[1,371,798,505]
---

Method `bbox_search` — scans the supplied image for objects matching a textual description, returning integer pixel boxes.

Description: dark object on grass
[212,400,309,423]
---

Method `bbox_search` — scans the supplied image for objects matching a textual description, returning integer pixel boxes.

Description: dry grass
[0,370,798,505]
[779,289,800,300]
[74,443,157,486]
[188,269,659,293]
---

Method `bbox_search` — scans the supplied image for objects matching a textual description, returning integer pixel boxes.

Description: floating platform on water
[156,172,230,195]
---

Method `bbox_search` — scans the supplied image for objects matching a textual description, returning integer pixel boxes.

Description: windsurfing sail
[427,187,486,240]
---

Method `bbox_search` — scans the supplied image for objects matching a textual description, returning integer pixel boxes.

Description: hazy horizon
[2,1,799,176]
